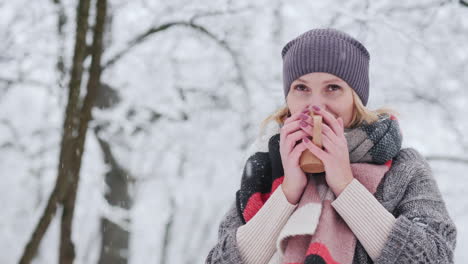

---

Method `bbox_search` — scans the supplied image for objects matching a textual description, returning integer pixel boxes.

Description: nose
[307,100,326,112]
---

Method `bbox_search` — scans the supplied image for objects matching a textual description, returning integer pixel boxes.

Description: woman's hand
[279,106,311,205]
[299,106,354,197]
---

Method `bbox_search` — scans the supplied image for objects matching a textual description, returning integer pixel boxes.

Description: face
[286,72,355,128]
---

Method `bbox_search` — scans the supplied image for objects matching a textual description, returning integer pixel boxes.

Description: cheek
[340,109,354,128]
[336,96,354,116]
[286,98,308,115]
[328,106,352,125]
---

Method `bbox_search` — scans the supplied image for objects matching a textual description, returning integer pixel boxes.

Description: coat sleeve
[205,201,245,264]
[205,184,298,264]
[375,153,457,264]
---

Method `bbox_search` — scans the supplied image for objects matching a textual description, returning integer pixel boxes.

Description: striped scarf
[236,113,403,263]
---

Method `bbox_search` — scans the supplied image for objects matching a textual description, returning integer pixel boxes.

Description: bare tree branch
[383,0,451,13]
[94,123,132,262]
[102,6,254,70]
[189,6,253,24]
[409,90,468,153]
[103,20,231,69]
[102,19,247,93]
[51,0,68,106]
[0,76,49,87]
[18,0,92,262]
[59,0,107,262]
[0,77,14,85]
[102,18,254,149]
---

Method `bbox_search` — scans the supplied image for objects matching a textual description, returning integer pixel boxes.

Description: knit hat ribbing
[281,28,370,106]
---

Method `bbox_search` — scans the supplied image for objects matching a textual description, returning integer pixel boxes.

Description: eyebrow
[297,77,342,84]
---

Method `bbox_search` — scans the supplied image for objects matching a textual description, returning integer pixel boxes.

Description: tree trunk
[95,125,132,264]
[59,0,108,262]
[18,0,91,262]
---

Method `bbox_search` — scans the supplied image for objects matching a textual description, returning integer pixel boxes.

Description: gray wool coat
[205,148,457,264]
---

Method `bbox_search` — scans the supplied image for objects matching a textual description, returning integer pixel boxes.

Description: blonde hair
[259,89,400,136]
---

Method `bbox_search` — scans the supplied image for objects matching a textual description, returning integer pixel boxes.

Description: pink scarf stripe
[275,162,390,264]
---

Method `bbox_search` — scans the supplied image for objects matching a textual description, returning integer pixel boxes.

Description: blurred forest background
[1,0,467,263]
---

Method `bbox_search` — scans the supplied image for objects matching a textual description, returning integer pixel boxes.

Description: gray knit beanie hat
[282,28,370,106]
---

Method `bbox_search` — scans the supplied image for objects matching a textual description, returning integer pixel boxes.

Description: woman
[205,28,457,264]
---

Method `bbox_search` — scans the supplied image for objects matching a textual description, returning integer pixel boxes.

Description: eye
[294,84,309,92]
[293,84,341,92]
[328,84,341,91]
